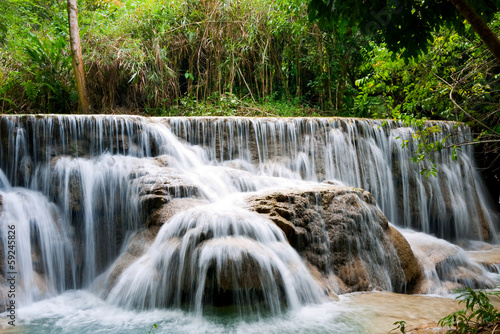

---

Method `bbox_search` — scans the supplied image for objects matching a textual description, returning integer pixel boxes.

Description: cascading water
[0,115,498,333]
[0,171,76,304]
[167,117,498,241]
[106,203,323,315]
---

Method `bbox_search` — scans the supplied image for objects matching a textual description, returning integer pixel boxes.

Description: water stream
[0,115,498,333]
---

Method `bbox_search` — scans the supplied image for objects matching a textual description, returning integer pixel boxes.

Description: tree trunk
[67,0,91,113]
[450,0,500,63]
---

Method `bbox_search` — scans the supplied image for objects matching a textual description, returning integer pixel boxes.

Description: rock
[206,243,281,291]
[386,225,423,293]
[147,198,207,227]
[467,246,500,273]
[130,159,200,213]
[246,184,423,294]
[305,262,339,299]
[102,229,157,296]
[402,231,495,293]
[103,197,206,295]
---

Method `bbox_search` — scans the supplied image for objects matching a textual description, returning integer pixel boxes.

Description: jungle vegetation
[0,0,496,119]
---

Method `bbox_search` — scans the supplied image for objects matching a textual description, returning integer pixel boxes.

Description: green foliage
[146,323,158,333]
[308,0,500,59]
[147,93,320,117]
[391,110,448,177]
[438,288,500,333]
[0,0,75,113]
[23,33,73,108]
[350,18,500,171]
[0,0,498,126]
[0,0,371,113]
[391,320,407,333]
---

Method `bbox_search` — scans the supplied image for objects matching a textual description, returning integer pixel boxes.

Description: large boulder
[104,202,325,311]
[246,184,424,294]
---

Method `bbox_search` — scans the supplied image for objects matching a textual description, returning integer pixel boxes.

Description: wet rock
[207,246,281,291]
[467,245,500,273]
[103,197,206,295]
[130,160,200,214]
[147,198,207,227]
[103,229,157,296]
[49,157,84,213]
[386,225,423,293]
[403,231,495,293]
[246,184,423,294]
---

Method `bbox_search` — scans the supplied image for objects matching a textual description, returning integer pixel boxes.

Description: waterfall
[0,171,76,304]
[106,203,323,315]
[166,117,498,241]
[0,115,498,318]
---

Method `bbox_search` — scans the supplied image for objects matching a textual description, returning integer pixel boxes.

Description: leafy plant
[23,32,73,112]
[438,288,500,333]
[146,323,158,333]
[391,320,407,333]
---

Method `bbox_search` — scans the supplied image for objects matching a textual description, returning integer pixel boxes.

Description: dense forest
[0,0,497,117]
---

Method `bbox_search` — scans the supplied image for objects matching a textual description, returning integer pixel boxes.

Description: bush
[438,287,500,333]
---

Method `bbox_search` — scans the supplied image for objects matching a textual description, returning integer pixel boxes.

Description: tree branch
[449,0,500,63]
[432,72,500,137]
[442,139,500,149]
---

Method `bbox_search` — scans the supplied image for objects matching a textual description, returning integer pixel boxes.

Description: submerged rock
[246,184,424,294]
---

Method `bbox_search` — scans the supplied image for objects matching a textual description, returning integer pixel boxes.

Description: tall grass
[0,0,365,114]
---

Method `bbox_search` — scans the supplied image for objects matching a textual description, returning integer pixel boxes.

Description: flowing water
[0,115,498,333]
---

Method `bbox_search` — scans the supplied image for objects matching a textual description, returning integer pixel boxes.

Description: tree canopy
[308,0,500,59]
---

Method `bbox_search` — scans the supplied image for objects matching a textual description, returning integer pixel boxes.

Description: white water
[167,117,498,241]
[0,181,75,304]
[0,115,499,332]
[106,203,324,314]
[13,290,365,334]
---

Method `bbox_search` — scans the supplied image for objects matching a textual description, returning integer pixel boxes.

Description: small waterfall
[400,229,495,294]
[0,170,76,306]
[106,203,323,315]
[49,155,142,287]
[0,115,498,319]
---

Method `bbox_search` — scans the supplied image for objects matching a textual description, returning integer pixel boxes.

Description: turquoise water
[11,291,365,334]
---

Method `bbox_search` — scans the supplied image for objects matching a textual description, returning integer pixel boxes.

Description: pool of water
[3,290,366,334]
